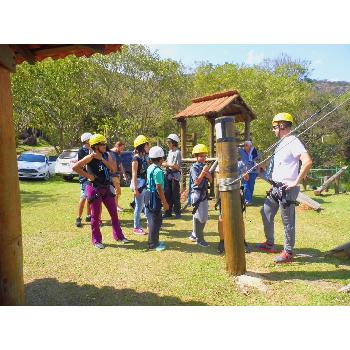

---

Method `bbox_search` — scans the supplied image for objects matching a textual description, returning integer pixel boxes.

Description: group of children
[73,132,216,251]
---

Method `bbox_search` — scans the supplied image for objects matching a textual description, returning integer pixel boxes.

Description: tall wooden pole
[0,66,25,305]
[179,119,187,192]
[215,116,246,276]
[244,114,251,141]
[208,117,216,198]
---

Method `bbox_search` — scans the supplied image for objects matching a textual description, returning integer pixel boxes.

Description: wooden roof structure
[175,90,256,123]
[0,44,123,72]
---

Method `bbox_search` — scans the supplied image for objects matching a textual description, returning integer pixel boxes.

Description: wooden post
[244,115,251,141]
[216,116,246,276]
[0,66,25,305]
[179,119,187,192]
[208,117,215,198]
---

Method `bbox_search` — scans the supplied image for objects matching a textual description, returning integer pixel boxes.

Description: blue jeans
[242,172,257,203]
[134,189,146,228]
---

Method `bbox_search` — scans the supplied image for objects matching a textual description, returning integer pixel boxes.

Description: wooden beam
[32,45,87,57]
[80,45,106,54]
[314,166,348,195]
[179,119,187,192]
[0,45,16,72]
[244,114,251,140]
[11,45,36,64]
[0,66,24,305]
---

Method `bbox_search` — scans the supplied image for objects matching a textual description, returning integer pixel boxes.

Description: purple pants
[86,184,124,245]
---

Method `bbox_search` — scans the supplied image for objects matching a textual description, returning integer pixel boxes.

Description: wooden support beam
[179,119,187,192]
[244,114,251,141]
[11,45,36,64]
[0,66,24,305]
[80,45,106,54]
[314,166,348,196]
[0,45,16,72]
[208,117,216,197]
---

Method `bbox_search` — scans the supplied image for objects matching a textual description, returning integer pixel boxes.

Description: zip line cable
[228,91,350,185]
[260,86,350,157]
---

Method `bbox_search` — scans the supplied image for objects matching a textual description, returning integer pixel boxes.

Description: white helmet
[149,146,165,159]
[167,133,180,143]
[81,132,92,143]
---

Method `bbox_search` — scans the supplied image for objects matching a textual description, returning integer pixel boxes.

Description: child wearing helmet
[144,146,169,251]
[131,135,150,235]
[188,144,212,247]
[73,134,129,249]
[75,132,92,228]
[163,133,182,219]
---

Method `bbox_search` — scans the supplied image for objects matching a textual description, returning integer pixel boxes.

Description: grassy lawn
[20,177,350,305]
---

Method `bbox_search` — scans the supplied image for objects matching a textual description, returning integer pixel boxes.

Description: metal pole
[215,116,246,276]
[0,65,25,305]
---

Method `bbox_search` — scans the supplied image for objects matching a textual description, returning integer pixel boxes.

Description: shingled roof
[175,90,256,123]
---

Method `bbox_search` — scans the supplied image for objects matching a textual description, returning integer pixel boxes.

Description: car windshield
[59,151,78,159]
[18,154,46,162]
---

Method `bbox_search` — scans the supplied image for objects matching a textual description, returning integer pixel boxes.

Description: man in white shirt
[257,113,313,263]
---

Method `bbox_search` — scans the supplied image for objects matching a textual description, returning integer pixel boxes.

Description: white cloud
[246,50,265,64]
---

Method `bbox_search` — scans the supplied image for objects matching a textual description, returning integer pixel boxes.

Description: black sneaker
[197,240,209,248]
[85,215,91,222]
[218,240,225,254]
[75,217,82,228]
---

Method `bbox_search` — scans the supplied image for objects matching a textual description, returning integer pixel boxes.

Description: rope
[228,91,350,186]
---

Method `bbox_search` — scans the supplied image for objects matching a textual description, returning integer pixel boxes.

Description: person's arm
[156,184,169,211]
[120,162,127,180]
[72,154,95,181]
[193,165,212,186]
[102,153,117,173]
[131,159,139,197]
[285,152,313,190]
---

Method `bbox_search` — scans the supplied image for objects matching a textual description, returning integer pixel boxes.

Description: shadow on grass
[20,190,56,205]
[25,278,207,306]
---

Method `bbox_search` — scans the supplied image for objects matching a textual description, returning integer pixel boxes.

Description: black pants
[147,209,163,249]
[165,178,181,216]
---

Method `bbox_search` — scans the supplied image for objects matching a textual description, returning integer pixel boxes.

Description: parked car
[17,152,55,180]
[55,149,79,181]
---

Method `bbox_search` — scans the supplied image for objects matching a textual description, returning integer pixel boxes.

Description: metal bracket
[0,45,16,72]
[219,178,240,192]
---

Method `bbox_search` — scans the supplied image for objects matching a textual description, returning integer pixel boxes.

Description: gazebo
[174,90,256,159]
[0,44,122,305]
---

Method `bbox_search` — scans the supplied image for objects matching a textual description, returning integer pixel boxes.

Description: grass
[20,177,350,305]
[16,138,56,155]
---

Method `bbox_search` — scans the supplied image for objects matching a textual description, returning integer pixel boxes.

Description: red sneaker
[274,250,293,263]
[256,241,278,253]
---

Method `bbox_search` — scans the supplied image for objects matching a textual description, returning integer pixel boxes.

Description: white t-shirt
[272,135,307,185]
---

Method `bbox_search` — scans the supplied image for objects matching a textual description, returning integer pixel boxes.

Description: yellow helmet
[134,135,148,148]
[272,112,294,125]
[192,144,208,155]
[89,133,107,146]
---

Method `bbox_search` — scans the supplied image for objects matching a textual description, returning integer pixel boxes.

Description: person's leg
[115,176,122,209]
[147,210,159,249]
[112,177,119,208]
[218,215,224,253]
[102,190,125,241]
[172,179,181,216]
[194,199,208,244]
[258,195,279,249]
[249,173,257,202]
[133,193,142,228]
[242,178,252,204]
[86,185,103,245]
[280,187,300,253]
[164,178,173,216]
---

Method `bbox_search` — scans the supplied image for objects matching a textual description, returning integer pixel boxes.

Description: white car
[17,152,55,180]
[55,149,79,181]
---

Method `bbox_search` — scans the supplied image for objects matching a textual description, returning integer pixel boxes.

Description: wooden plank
[296,191,321,211]
[11,45,36,64]
[0,66,24,305]
[314,166,348,195]
[0,45,16,72]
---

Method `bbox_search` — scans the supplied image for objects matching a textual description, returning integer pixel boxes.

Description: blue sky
[148,45,350,82]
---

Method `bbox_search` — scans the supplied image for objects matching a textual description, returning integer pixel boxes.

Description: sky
[148,45,350,82]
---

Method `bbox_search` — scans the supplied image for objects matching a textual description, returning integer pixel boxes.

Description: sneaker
[133,228,146,235]
[197,240,209,248]
[156,244,166,251]
[118,238,131,244]
[162,213,172,219]
[274,250,293,263]
[85,215,91,222]
[174,214,182,219]
[188,233,197,242]
[75,217,82,228]
[218,240,225,254]
[256,241,278,253]
[94,243,105,249]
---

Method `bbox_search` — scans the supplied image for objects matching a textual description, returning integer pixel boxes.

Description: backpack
[144,166,162,213]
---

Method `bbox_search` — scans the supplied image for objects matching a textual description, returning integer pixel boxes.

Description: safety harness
[266,180,298,208]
